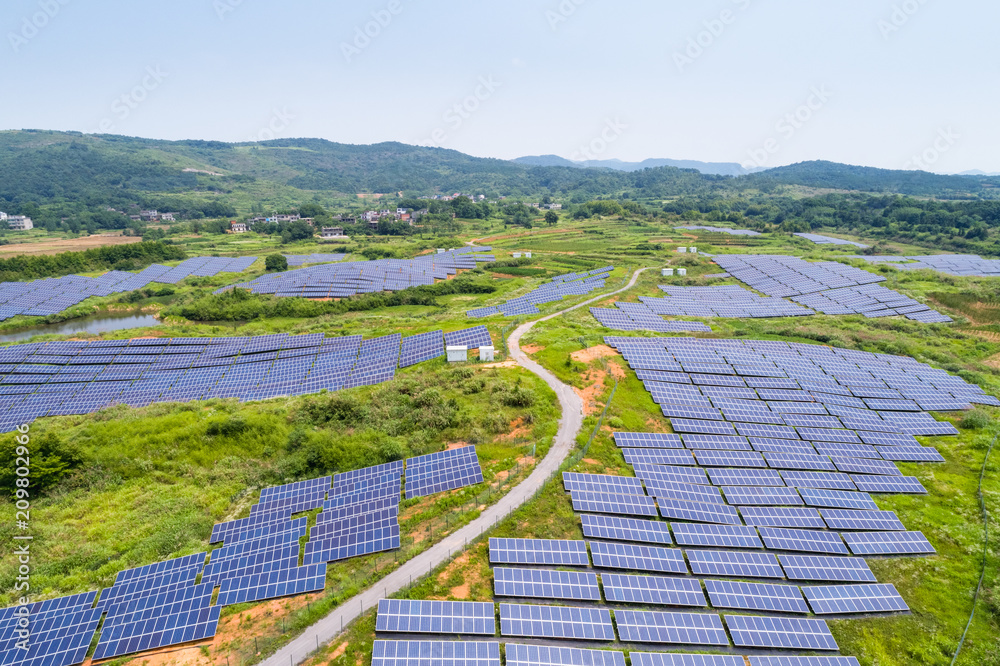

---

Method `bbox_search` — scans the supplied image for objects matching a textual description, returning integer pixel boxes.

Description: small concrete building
[677,247,687,253]
[662,268,674,277]
[689,247,698,253]
[677,268,688,276]
[447,346,468,363]
[479,346,495,362]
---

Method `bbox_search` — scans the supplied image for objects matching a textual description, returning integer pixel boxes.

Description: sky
[2,0,997,173]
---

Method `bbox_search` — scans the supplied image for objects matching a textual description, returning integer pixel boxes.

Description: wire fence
[950,432,997,665]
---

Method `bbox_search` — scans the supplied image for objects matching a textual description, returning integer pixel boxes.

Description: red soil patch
[521,344,545,354]
[498,418,531,441]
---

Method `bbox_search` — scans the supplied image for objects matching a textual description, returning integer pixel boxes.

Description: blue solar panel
[499,603,613,640]
[778,555,876,582]
[505,644,623,666]
[489,539,589,566]
[725,614,838,650]
[688,550,784,578]
[705,579,809,613]
[372,641,501,666]
[378,600,496,634]
[493,568,600,601]
[579,514,673,544]
[216,564,326,605]
[614,610,728,645]
[589,541,688,573]
[601,574,707,606]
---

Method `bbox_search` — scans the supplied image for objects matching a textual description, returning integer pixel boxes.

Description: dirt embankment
[0,234,142,257]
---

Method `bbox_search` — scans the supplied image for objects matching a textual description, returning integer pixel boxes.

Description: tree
[265,254,288,271]
[545,210,559,226]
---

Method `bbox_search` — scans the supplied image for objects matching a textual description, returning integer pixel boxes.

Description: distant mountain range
[514,154,759,176]
[1,131,999,216]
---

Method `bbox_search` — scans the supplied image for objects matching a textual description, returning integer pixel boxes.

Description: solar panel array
[428,335,983,659]
[284,253,349,266]
[3,448,488,663]
[852,253,1000,278]
[640,285,815,318]
[675,226,762,236]
[0,256,256,322]
[405,446,484,498]
[791,284,952,323]
[221,248,494,299]
[468,266,614,318]
[794,233,869,249]
[0,327,497,434]
[712,255,885,298]
[589,305,713,333]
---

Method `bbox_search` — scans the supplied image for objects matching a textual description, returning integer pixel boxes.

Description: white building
[7,216,33,231]
[321,227,347,239]
[0,213,7,222]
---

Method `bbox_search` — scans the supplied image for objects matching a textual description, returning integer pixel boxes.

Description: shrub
[0,432,84,496]
[960,409,995,430]
[265,254,288,272]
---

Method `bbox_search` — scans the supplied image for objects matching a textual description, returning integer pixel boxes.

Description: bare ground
[0,234,142,257]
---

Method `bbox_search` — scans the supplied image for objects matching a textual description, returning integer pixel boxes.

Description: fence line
[950,432,997,665]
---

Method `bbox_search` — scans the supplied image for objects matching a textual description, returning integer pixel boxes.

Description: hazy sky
[2,0,997,172]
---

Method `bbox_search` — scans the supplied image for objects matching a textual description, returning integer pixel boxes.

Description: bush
[0,432,84,496]
[265,254,288,272]
[960,409,995,430]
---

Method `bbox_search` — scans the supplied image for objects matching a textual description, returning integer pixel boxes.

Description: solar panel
[850,475,927,494]
[488,539,589,566]
[376,600,496,634]
[722,486,804,506]
[706,468,785,487]
[671,419,738,436]
[779,471,856,491]
[498,603,614,640]
[647,481,725,505]
[778,555,876,582]
[797,487,878,510]
[747,657,860,666]
[704,579,809,613]
[758,528,848,555]
[622,449,698,467]
[614,610,729,645]
[93,605,220,660]
[657,498,742,526]
[493,568,600,601]
[632,654,743,666]
[613,432,684,448]
[601,574,707,606]
[694,451,768,468]
[671,524,762,549]
[303,524,400,564]
[216,564,326,605]
[579,514,673,545]
[724,614,838,651]
[588,541,688,573]
[821,509,905,531]
[841,531,936,555]
[802,583,909,614]
[372,640,500,666]
[687,550,784,578]
[739,507,825,529]
[405,446,484,498]
[505,644,624,666]
[830,456,901,476]
[570,490,658,517]
[632,463,711,485]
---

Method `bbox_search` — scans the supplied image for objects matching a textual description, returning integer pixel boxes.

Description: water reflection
[0,312,162,343]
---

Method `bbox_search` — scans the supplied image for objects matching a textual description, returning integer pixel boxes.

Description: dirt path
[260,265,651,666]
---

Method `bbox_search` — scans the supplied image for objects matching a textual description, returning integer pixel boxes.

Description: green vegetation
[0,241,185,281]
